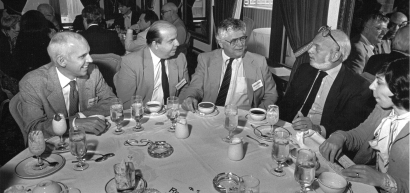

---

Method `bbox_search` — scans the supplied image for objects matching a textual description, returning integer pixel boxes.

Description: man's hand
[182,97,198,112]
[75,117,106,135]
[129,24,140,32]
[342,165,385,187]
[292,111,315,131]
[319,132,346,163]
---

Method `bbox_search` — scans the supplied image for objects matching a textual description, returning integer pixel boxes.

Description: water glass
[167,96,179,110]
[110,98,124,134]
[241,175,260,193]
[294,149,317,193]
[223,104,238,143]
[167,108,180,132]
[28,130,46,170]
[266,105,279,136]
[270,129,290,177]
[69,126,88,171]
[131,95,144,132]
[114,162,136,192]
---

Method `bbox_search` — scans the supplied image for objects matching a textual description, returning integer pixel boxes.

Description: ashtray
[212,172,243,193]
[147,141,174,158]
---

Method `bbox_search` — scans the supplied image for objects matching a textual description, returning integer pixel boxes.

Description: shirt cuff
[77,112,86,118]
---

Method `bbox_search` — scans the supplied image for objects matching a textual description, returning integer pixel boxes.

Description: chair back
[9,93,27,146]
[91,54,122,94]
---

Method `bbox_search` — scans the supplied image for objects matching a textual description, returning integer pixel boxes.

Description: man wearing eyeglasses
[278,28,374,138]
[374,12,408,55]
[161,3,188,49]
[180,18,278,111]
[345,12,389,74]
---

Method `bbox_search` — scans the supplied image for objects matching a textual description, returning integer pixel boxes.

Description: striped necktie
[215,58,235,106]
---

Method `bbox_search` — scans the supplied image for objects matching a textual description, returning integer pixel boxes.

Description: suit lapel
[168,58,178,96]
[393,122,409,144]
[77,73,91,112]
[46,66,68,117]
[208,50,224,102]
[143,48,154,101]
[243,54,256,107]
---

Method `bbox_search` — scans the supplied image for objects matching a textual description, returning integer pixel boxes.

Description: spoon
[246,135,269,147]
[250,124,270,138]
[92,153,115,157]
[39,157,59,167]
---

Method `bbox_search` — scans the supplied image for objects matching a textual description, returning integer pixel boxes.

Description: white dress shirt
[149,48,169,104]
[56,67,77,114]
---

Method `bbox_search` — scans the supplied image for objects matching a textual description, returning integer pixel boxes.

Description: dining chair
[9,92,27,146]
[91,53,122,95]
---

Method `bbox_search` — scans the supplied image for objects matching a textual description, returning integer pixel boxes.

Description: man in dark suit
[19,32,117,138]
[79,5,125,56]
[111,0,139,31]
[278,28,375,138]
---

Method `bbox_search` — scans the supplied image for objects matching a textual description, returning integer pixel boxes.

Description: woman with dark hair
[14,10,52,80]
[320,57,409,193]
[0,15,20,78]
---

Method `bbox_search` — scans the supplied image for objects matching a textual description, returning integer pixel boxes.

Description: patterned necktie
[68,80,79,116]
[161,59,170,105]
[300,70,327,116]
[215,58,235,106]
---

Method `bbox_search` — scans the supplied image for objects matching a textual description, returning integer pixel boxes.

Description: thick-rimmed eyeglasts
[318,26,340,51]
[224,36,247,47]
[161,10,171,15]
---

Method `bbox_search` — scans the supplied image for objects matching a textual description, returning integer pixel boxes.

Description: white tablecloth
[247,28,271,58]
[0,107,377,193]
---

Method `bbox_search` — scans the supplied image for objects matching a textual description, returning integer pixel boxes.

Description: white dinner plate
[15,154,66,179]
[105,176,147,193]
[245,114,268,125]
[193,109,220,117]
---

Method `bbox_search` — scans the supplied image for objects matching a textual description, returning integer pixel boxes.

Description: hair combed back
[141,10,159,25]
[82,5,104,24]
[47,32,86,62]
[359,12,389,32]
[146,21,175,45]
[216,18,246,40]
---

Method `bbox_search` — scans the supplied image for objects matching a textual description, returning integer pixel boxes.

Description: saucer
[194,109,220,117]
[15,154,65,179]
[245,114,268,125]
[144,107,166,117]
[105,176,147,193]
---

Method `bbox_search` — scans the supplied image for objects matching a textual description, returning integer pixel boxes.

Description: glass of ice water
[269,129,290,177]
[266,105,279,136]
[131,95,144,132]
[294,149,317,193]
[110,98,124,134]
[222,104,238,143]
[69,126,88,171]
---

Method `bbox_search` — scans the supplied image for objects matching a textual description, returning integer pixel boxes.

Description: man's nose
[86,54,93,63]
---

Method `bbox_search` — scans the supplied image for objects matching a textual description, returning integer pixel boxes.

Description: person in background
[0,15,20,78]
[19,32,117,138]
[114,21,189,108]
[345,12,389,74]
[180,18,278,111]
[79,5,125,56]
[72,0,103,32]
[125,10,159,52]
[161,2,189,51]
[37,4,62,32]
[278,27,374,138]
[374,12,408,55]
[111,0,140,31]
[320,58,409,193]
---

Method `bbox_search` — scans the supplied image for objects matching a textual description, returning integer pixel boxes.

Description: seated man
[320,58,409,193]
[181,18,278,111]
[278,27,374,138]
[125,10,159,52]
[161,2,189,53]
[112,0,139,31]
[19,32,117,138]
[374,12,408,54]
[37,4,62,31]
[114,21,190,108]
[79,5,125,56]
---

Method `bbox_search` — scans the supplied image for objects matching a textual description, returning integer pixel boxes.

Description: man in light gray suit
[19,32,117,138]
[115,21,190,108]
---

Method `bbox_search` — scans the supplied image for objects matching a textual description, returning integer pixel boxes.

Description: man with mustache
[115,21,189,108]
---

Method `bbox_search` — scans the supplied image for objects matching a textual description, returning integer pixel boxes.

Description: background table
[0,107,377,193]
[247,28,271,58]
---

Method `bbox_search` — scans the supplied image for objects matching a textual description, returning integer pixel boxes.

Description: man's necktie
[161,59,170,105]
[215,58,235,106]
[68,80,79,117]
[300,70,327,116]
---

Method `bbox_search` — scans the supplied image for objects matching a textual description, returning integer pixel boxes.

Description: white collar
[149,47,161,66]
[56,67,76,88]
[221,50,241,65]
[324,63,342,80]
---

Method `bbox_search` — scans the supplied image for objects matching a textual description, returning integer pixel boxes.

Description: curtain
[279,0,329,84]
[1,0,27,15]
[212,0,243,49]
[65,0,84,23]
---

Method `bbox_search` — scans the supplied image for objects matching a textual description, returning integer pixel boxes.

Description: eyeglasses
[388,20,409,29]
[318,26,340,51]
[161,10,171,15]
[224,36,247,47]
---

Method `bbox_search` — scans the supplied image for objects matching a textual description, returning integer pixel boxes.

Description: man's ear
[152,41,158,49]
[331,51,341,62]
[56,55,66,67]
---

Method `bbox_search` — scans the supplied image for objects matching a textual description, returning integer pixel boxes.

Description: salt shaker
[175,118,189,139]
[228,137,244,161]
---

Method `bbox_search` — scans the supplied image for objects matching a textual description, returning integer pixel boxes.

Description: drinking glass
[69,126,88,171]
[28,130,47,170]
[222,104,238,143]
[167,96,179,110]
[241,175,260,193]
[270,129,290,177]
[294,149,317,193]
[131,95,144,132]
[266,105,279,136]
[114,162,136,192]
[110,98,124,134]
[167,108,180,132]
[52,113,68,150]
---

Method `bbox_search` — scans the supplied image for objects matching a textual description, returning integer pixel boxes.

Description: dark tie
[68,80,79,116]
[215,58,235,106]
[161,59,170,105]
[300,71,327,116]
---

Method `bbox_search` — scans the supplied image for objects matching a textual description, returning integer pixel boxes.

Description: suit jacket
[19,63,117,138]
[112,11,139,30]
[345,34,375,74]
[114,47,190,108]
[125,27,148,52]
[364,50,409,75]
[80,25,125,56]
[179,49,278,109]
[338,105,409,193]
[278,63,375,137]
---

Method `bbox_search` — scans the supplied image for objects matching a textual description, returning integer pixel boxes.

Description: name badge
[252,80,263,91]
[87,97,99,108]
[175,78,187,90]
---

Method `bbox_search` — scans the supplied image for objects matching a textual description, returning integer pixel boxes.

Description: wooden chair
[91,54,122,95]
[9,93,27,146]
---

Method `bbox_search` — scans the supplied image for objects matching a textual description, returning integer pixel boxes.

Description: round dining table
[0,107,377,193]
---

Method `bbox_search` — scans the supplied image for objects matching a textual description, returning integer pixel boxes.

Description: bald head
[146,20,177,45]
[161,3,179,22]
[37,4,55,22]
[386,12,408,39]
[47,32,88,63]
[163,3,178,12]
[391,12,408,24]
[392,26,409,53]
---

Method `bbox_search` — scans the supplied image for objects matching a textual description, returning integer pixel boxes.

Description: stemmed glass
[166,97,180,132]
[294,149,317,193]
[222,104,238,143]
[52,113,68,150]
[110,98,124,135]
[131,95,144,132]
[270,129,290,177]
[266,105,279,136]
[69,126,88,171]
[167,96,179,110]
[28,130,47,170]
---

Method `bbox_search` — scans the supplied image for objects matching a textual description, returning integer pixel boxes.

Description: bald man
[278,28,374,137]
[375,12,408,54]
[37,4,61,31]
[161,3,188,46]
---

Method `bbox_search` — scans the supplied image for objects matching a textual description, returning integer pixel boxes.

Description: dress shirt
[220,51,249,108]
[307,64,341,136]
[361,34,375,55]
[56,67,76,113]
[149,48,169,104]
[124,12,132,29]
